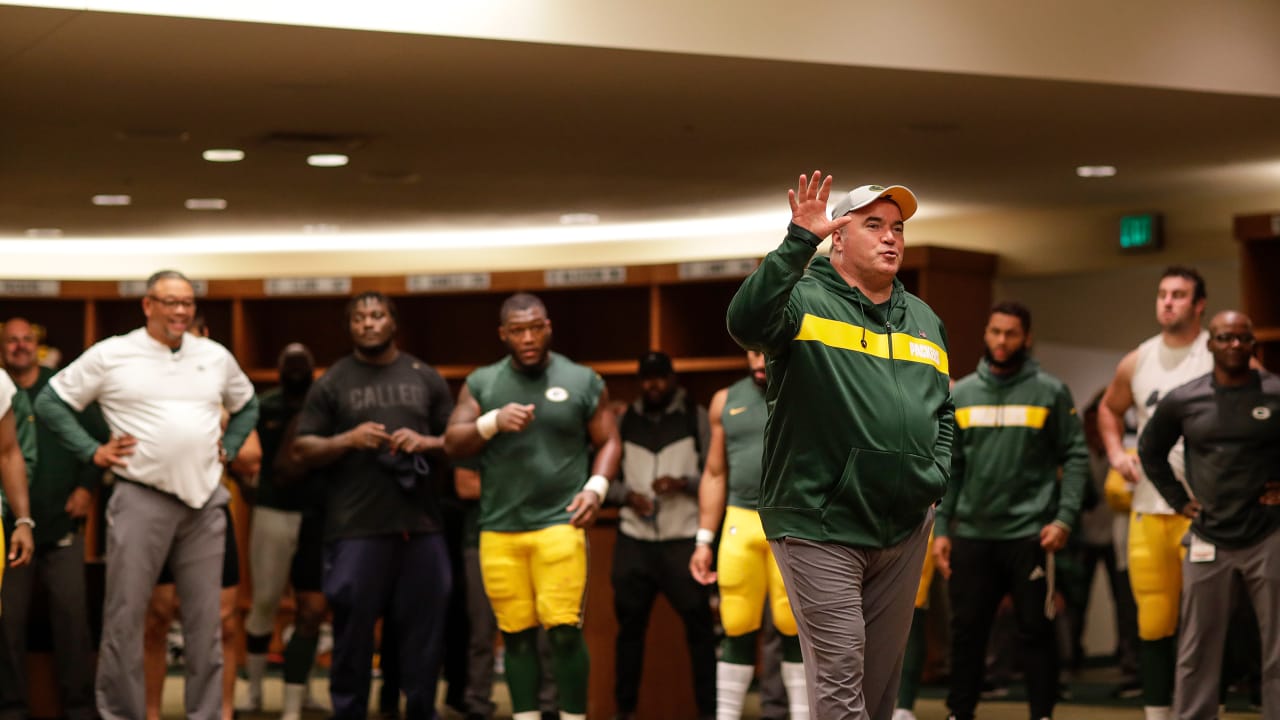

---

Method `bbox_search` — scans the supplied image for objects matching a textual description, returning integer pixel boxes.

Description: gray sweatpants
[1176,528,1280,720]
[97,481,228,720]
[770,509,932,720]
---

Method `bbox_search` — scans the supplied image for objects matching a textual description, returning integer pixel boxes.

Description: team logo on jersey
[728,525,737,535]
[1253,406,1272,420]
[729,406,747,416]
[545,387,569,402]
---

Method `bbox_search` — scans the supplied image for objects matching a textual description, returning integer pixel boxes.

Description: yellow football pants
[717,505,797,637]
[480,524,587,633]
[1128,510,1190,640]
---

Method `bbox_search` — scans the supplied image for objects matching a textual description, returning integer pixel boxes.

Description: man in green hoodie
[726,172,954,720]
[932,301,1089,720]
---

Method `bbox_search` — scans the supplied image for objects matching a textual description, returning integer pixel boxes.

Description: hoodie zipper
[886,300,908,545]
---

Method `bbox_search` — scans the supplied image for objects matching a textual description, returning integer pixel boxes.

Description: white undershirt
[1130,329,1213,515]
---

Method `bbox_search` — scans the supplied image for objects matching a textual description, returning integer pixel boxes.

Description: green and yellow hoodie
[726,224,955,549]
[935,357,1089,541]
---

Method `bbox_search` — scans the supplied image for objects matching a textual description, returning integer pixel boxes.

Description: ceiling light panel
[307,153,349,167]
[92,194,132,206]
[202,148,245,162]
[185,198,228,210]
[1076,165,1117,178]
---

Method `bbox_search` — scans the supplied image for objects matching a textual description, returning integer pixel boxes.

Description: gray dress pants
[96,481,227,720]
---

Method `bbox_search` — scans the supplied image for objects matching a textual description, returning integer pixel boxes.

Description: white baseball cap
[829,184,918,221]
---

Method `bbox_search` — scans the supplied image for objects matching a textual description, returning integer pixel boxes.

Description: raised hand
[789,171,853,240]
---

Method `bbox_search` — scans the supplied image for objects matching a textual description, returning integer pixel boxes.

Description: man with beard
[932,301,1089,720]
[689,350,808,720]
[36,270,258,720]
[1139,310,1280,720]
[292,292,453,720]
[242,343,329,720]
[1097,267,1215,720]
[444,292,621,720]
[608,351,715,720]
[0,318,98,720]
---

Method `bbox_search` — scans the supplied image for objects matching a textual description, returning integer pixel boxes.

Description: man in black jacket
[1139,310,1280,719]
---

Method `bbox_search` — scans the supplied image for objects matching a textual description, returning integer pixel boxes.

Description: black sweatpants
[947,535,1058,720]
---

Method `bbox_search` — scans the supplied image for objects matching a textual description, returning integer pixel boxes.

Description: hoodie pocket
[899,453,947,517]
[820,447,900,538]
[821,449,946,543]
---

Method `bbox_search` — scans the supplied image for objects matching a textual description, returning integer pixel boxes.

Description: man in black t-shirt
[293,292,454,720]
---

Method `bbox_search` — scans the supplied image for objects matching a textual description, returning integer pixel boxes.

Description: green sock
[897,608,927,710]
[781,633,803,664]
[283,630,320,685]
[1140,636,1177,707]
[546,625,589,714]
[721,631,758,665]
[502,628,543,713]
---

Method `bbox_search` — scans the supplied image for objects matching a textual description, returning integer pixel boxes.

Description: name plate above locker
[0,280,60,297]
[263,277,352,296]
[118,280,209,297]
[677,259,758,280]
[544,266,627,287]
[405,273,491,293]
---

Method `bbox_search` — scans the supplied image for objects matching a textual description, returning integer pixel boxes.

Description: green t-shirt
[723,376,767,509]
[467,352,603,532]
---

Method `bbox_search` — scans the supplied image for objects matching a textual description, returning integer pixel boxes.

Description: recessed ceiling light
[303,223,341,234]
[307,153,349,168]
[559,213,600,225]
[185,198,228,210]
[203,148,245,162]
[92,194,132,206]
[1076,165,1117,178]
[24,228,62,238]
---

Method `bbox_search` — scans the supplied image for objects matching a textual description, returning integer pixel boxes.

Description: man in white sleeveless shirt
[1098,266,1213,720]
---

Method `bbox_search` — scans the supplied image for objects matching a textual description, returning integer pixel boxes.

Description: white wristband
[14,517,35,529]
[583,474,610,499]
[476,409,500,440]
[695,528,715,546]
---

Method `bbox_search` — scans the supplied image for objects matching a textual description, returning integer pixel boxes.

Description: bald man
[1139,311,1280,720]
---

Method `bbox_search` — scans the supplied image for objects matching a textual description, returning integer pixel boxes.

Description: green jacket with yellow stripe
[935,357,1089,541]
[726,224,955,549]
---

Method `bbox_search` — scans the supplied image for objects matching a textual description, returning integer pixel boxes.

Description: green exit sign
[1120,213,1163,252]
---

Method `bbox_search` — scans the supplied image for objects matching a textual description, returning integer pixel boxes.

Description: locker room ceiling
[3,5,1280,243]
